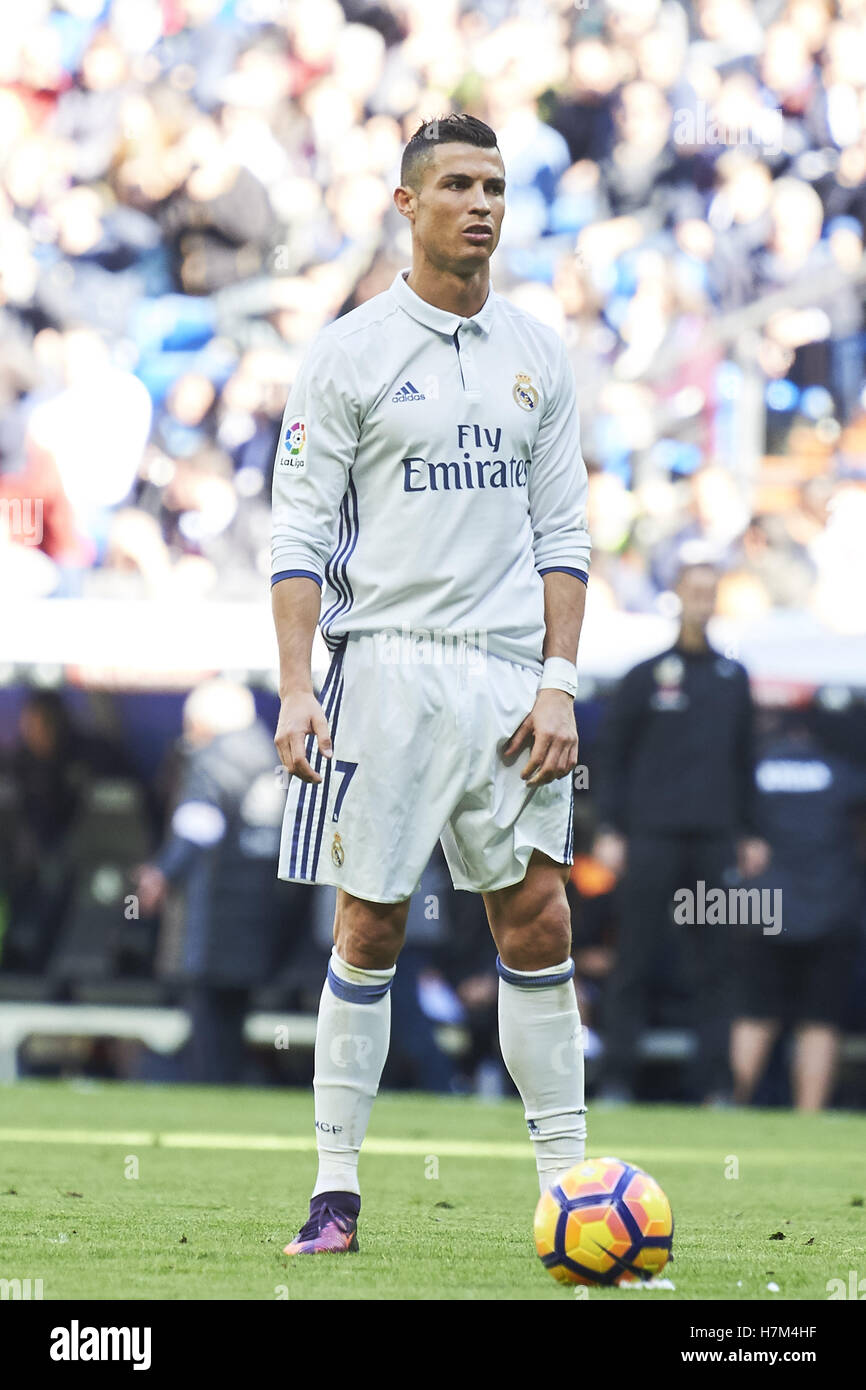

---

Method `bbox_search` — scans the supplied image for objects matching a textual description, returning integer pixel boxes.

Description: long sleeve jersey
[271,269,591,671]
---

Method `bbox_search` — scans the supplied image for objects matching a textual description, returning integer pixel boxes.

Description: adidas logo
[391,380,426,403]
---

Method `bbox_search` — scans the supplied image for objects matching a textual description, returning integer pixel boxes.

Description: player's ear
[394,185,416,222]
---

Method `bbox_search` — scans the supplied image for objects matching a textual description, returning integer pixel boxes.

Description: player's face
[402,143,506,275]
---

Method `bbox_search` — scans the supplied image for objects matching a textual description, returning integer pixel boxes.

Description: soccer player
[271,114,591,1255]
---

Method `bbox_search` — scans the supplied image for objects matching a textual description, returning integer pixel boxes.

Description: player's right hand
[274,692,332,784]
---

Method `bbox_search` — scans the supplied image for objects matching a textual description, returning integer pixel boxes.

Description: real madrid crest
[650,654,688,711]
[331,832,345,868]
[654,656,684,686]
[513,372,539,411]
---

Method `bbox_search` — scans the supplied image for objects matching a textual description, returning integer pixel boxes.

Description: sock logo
[329,1033,374,1069]
[315,1121,344,1134]
[551,1027,587,1076]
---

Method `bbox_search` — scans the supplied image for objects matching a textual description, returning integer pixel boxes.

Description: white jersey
[271,269,591,671]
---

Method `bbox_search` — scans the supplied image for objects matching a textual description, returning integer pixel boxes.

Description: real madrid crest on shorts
[513,372,539,411]
[331,832,345,868]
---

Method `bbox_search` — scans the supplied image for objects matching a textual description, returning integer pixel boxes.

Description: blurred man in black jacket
[134,679,289,1083]
[593,562,769,1102]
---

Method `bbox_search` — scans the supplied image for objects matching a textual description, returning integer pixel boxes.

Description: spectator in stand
[0,0,863,624]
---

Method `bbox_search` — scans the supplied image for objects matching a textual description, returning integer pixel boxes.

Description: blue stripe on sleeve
[271,569,323,588]
[538,567,588,585]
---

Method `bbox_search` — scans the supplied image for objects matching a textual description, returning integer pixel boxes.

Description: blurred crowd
[1,0,865,629]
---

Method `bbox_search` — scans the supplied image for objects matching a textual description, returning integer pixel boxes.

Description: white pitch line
[0,1127,528,1158]
[0,1127,819,1163]
[0,1128,159,1147]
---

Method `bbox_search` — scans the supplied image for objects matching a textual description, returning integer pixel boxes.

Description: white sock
[497,955,587,1194]
[311,947,395,1198]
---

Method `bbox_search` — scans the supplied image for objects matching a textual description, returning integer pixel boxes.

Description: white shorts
[278,632,575,902]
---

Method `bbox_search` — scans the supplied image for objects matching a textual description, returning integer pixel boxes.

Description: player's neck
[405,262,490,319]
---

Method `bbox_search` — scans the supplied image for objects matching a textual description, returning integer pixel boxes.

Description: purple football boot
[283,1192,360,1256]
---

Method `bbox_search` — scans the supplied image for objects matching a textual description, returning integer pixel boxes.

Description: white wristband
[538,657,578,698]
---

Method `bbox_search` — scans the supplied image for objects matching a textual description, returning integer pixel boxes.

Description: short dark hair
[400,113,499,191]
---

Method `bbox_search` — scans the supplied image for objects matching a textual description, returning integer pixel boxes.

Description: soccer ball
[534,1157,673,1286]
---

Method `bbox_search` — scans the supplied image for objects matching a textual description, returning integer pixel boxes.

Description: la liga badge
[278,416,307,472]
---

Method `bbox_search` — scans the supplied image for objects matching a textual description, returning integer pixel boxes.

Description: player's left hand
[502,689,578,787]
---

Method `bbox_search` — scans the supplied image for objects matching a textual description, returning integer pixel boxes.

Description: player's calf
[487,855,586,1192]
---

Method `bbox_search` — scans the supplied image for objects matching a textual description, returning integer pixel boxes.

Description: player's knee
[333,895,407,970]
[497,890,571,971]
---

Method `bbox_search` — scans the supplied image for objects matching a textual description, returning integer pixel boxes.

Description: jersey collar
[391,269,495,337]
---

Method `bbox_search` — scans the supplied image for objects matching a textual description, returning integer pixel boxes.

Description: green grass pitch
[1,1081,863,1300]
